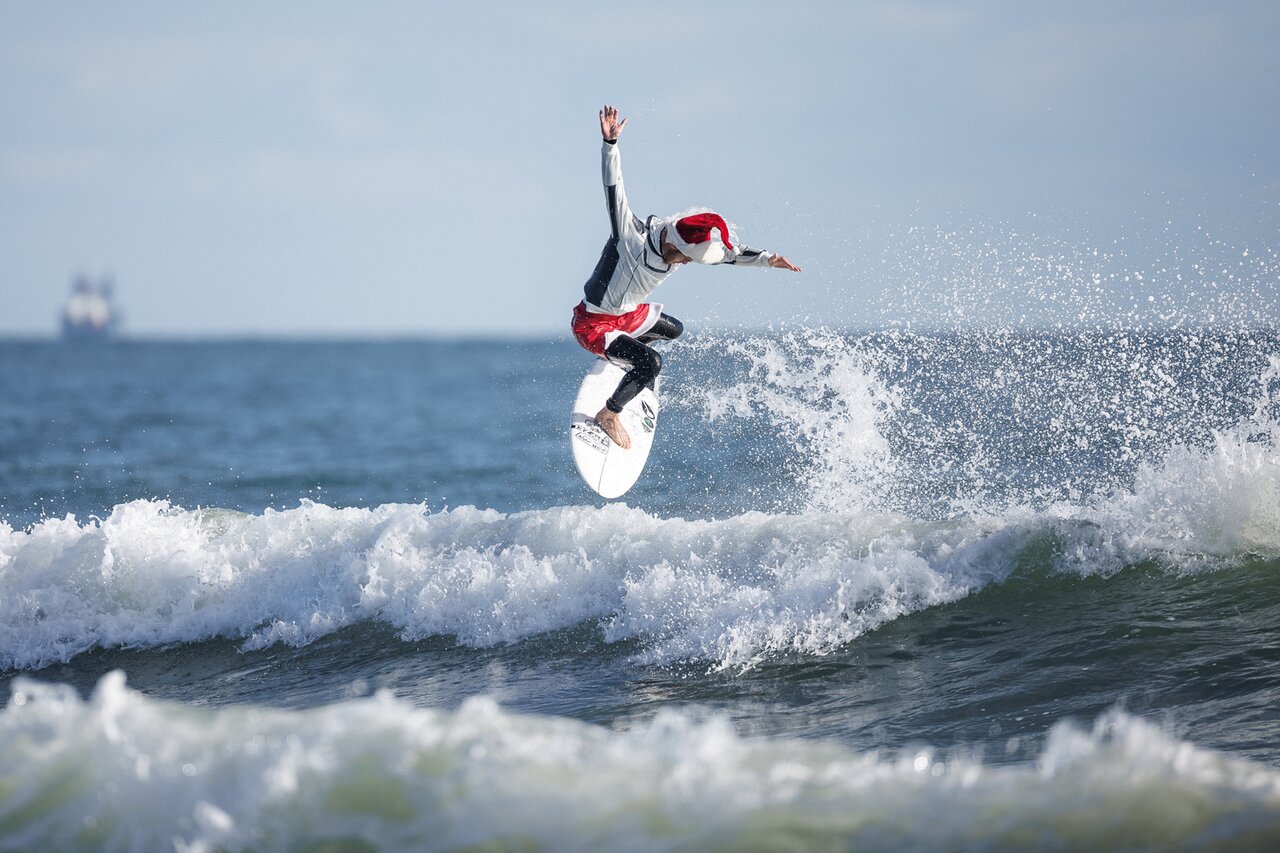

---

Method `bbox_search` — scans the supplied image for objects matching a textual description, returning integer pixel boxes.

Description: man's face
[661,242,693,265]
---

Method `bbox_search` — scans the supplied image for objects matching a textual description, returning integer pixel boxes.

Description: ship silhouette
[61,274,120,341]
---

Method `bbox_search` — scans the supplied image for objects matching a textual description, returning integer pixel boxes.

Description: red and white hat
[667,211,734,264]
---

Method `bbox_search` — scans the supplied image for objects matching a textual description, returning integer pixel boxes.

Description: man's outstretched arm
[598,104,637,240]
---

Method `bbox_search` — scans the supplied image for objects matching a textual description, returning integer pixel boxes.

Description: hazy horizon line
[4,320,1279,345]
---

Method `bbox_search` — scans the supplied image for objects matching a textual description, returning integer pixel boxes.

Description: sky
[2,0,1278,337]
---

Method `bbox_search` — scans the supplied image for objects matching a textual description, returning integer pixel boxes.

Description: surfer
[571,104,802,449]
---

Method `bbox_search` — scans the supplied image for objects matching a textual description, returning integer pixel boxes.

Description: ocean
[2,328,1280,850]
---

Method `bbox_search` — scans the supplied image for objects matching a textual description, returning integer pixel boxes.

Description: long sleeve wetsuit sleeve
[601,140,637,240]
[723,245,775,267]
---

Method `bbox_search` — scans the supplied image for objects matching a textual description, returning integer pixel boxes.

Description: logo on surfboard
[571,419,611,454]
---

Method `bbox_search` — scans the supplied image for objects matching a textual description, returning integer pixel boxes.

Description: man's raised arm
[599,104,636,240]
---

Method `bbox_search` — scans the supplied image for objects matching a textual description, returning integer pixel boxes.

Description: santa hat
[668,211,734,264]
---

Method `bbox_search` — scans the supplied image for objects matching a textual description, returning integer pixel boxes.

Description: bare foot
[594,407,631,449]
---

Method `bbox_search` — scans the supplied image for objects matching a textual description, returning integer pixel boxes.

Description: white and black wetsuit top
[581,139,775,316]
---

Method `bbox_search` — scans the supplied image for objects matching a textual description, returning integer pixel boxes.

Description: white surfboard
[570,360,660,499]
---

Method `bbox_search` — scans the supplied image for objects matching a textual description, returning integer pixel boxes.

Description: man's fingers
[599,105,625,139]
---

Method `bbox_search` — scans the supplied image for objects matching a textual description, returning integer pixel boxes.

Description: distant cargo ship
[61,275,120,341]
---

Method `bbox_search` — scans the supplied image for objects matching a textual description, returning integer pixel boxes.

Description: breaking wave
[3,408,1277,673]
[2,672,1278,851]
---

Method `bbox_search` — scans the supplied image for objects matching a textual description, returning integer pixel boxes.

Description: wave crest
[3,470,1276,672]
[2,672,1278,850]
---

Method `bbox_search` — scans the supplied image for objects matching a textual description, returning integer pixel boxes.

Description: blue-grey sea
[2,328,1280,850]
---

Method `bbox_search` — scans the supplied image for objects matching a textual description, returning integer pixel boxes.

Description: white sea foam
[0,499,1003,671]
[687,328,1280,515]
[1,466,1275,675]
[975,354,1280,569]
[2,672,1278,851]
[690,328,901,512]
[686,329,1280,556]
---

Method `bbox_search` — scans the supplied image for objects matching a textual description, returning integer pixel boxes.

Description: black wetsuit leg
[637,313,684,344]
[603,313,684,413]
[604,336,661,413]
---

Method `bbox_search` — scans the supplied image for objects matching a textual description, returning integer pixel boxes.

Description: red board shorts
[570,301,663,357]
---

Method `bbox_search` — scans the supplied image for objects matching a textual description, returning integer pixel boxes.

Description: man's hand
[600,104,628,141]
[769,255,802,272]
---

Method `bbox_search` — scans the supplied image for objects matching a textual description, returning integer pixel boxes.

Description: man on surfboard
[572,104,802,449]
